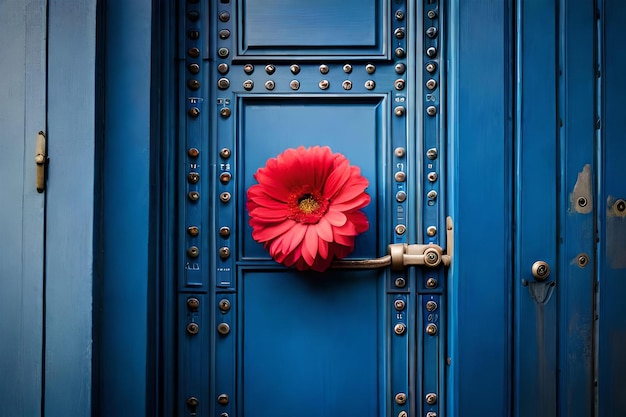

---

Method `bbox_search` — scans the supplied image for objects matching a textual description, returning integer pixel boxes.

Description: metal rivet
[426,62,437,73]
[395,10,405,20]
[217,63,229,74]
[188,63,200,74]
[187,11,200,21]
[218,78,230,89]
[577,197,588,207]
[265,80,275,90]
[219,226,231,238]
[188,191,200,201]
[187,297,200,311]
[188,30,200,40]
[395,392,407,405]
[426,323,438,336]
[395,224,406,235]
[243,63,254,74]
[395,79,406,90]
[220,172,232,184]
[188,172,200,183]
[218,299,231,312]
[426,79,437,90]
[426,148,438,159]
[427,172,438,182]
[427,9,438,19]
[395,147,406,157]
[319,64,329,74]
[243,79,254,90]
[396,191,407,202]
[426,106,437,116]
[426,277,438,288]
[395,171,406,182]
[426,300,438,311]
[290,64,300,74]
[219,29,230,39]
[186,322,199,335]
[220,148,231,158]
[426,412,437,417]
[615,199,626,213]
[188,226,199,237]
[342,80,353,90]
[319,80,330,90]
[426,26,438,38]
[577,254,589,268]
[219,192,231,203]
[220,107,231,118]
[394,299,406,311]
[188,107,200,117]
[187,396,199,409]
[399,412,408,417]
[217,322,230,335]
[395,277,406,288]
[220,414,229,417]
[394,323,406,335]
[394,28,405,39]
[395,47,406,58]
[427,190,438,200]
[395,63,406,74]
[188,47,200,58]
[265,64,276,75]
[218,11,230,22]
[187,246,199,258]
[426,47,437,58]
[219,246,231,259]
[289,80,300,90]
[343,63,352,73]
[426,226,437,236]
[217,394,229,405]
[188,147,200,158]
[365,63,376,74]
[425,392,438,405]
[364,80,376,90]
[394,106,405,116]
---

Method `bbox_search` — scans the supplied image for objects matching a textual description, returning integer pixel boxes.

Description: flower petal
[324,209,347,227]
[316,217,334,242]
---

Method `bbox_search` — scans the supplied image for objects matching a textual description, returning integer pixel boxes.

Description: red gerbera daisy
[246,146,371,272]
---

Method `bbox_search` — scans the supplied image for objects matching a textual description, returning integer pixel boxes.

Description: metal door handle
[35,131,46,193]
[331,217,453,271]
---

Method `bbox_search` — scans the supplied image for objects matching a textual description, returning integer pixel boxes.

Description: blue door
[176,1,448,416]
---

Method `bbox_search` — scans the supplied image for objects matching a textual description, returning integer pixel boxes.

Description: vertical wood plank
[44,0,96,415]
[0,0,46,415]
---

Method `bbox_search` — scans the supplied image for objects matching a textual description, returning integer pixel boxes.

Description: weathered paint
[570,164,593,215]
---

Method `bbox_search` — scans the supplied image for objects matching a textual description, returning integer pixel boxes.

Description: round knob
[531,261,551,280]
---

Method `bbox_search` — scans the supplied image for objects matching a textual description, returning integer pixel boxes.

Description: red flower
[246,146,370,272]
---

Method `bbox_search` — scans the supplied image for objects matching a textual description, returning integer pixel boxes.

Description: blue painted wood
[448,1,512,415]
[598,0,626,415]
[44,1,96,415]
[558,1,595,415]
[95,0,153,416]
[0,1,46,415]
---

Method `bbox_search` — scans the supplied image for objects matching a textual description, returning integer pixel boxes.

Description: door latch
[35,131,46,193]
[332,217,453,271]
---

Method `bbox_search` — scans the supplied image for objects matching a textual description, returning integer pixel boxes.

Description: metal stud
[394,79,405,90]
[395,47,406,58]
[395,224,406,235]
[426,47,437,58]
[395,171,406,182]
[219,226,230,238]
[220,107,231,118]
[217,322,230,335]
[395,277,406,288]
[188,47,200,58]
[426,323,438,336]
[426,148,438,159]
[188,191,200,201]
[342,80,352,90]
[394,28,405,39]
[394,323,406,335]
[318,80,330,90]
[426,300,438,311]
[395,63,406,74]
[188,107,200,117]
[218,11,230,22]
[427,172,438,182]
[427,9,438,19]
[219,172,232,184]
[188,172,200,183]
[343,63,352,73]
[425,393,438,405]
[188,226,200,237]
[265,64,276,75]
[217,394,229,405]
[427,190,438,200]
[396,191,407,202]
[217,63,229,74]
[426,79,437,90]
[243,63,254,74]
[218,299,231,312]
[220,148,231,158]
[290,64,301,74]
[394,106,405,117]
[187,246,199,258]
[395,10,405,20]
[365,63,376,74]
[395,392,407,405]
[217,48,229,58]
[426,226,437,236]
[187,297,200,311]
[243,79,254,90]
[186,322,199,335]
[188,63,200,74]
[218,78,230,89]
[219,192,231,203]
[394,299,406,311]
[364,80,376,90]
[395,147,406,157]
[319,64,329,74]
[219,29,230,39]
[219,246,231,259]
[426,277,438,288]
[426,26,438,38]
[188,148,200,158]
[187,11,200,21]
[426,62,437,73]
[264,80,275,90]
[289,80,300,90]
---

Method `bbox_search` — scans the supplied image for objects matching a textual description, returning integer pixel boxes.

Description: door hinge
[332,216,454,271]
[35,131,46,193]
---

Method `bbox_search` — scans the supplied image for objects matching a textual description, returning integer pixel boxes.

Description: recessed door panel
[239,97,384,259]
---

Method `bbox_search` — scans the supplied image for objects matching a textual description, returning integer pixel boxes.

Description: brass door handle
[35,131,46,193]
[331,217,453,271]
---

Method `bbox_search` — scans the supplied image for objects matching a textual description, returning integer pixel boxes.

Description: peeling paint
[570,164,593,214]
[606,195,626,269]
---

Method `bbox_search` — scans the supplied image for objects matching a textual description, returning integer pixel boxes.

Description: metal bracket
[35,131,46,193]
[332,216,454,271]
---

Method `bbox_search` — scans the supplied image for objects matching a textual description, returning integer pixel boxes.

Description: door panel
[176,0,446,416]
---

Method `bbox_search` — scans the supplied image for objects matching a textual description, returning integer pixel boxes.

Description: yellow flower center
[298,194,320,214]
